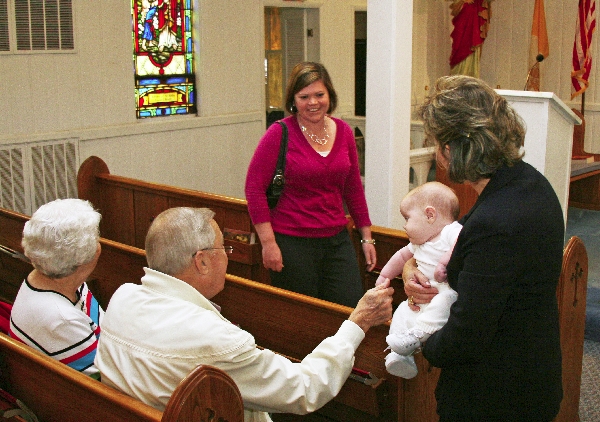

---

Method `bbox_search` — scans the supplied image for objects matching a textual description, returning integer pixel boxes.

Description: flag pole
[582,91,586,116]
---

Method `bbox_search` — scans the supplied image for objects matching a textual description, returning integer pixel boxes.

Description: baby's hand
[434,266,447,283]
[375,276,388,287]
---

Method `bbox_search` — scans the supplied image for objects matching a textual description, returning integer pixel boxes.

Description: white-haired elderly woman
[9,198,104,379]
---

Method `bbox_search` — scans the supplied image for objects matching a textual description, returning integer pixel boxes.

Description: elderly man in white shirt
[95,207,393,422]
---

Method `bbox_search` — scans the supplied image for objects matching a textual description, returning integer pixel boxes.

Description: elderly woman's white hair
[22,199,101,279]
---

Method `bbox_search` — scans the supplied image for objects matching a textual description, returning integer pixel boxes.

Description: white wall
[1,0,598,206]
[0,1,265,200]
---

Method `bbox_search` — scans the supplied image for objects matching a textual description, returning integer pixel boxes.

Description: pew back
[77,156,267,283]
[0,332,164,422]
[0,207,399,420]
[0,205,587,422]
[77,155,411,293]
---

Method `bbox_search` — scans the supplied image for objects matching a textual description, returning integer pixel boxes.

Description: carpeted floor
[565,207,600,421]
[580,340,600,421]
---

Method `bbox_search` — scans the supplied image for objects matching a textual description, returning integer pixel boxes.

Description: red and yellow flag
[572,0,597,99]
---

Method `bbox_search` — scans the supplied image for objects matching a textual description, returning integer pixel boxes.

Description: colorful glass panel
[132,0,196,118]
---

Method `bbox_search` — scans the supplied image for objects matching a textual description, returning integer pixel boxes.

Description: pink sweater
[245,116,371,238]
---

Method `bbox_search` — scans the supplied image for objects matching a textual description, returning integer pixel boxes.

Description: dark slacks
[270,229,364,307]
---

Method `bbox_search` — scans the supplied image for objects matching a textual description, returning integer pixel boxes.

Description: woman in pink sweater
[245,62,376,307]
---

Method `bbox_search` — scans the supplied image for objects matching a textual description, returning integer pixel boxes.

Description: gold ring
[408,296,415,306]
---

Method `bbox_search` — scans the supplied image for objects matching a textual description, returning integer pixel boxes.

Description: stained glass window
[132,0,196,118]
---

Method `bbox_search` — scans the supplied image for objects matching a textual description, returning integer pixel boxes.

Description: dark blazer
[423,160,564,422]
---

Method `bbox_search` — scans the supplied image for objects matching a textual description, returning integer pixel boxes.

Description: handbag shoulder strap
[275,121,288,173]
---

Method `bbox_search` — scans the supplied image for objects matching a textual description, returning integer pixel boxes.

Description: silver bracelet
[360,239,376,245]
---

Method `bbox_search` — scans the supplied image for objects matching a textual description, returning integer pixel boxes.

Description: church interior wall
[0,0,598,209]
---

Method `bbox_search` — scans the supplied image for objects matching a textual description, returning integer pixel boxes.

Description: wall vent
[0,139,78,215]
[0,0,9,52]
[0,0,74,52]
[0,145,28,214]
[15,0,74,51]
[30,139,78,212]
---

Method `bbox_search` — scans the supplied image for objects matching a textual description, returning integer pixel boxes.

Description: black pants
[270,229,364,307]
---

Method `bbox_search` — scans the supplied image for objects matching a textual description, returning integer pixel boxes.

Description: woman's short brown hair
[284,62,338,115]
[417,75,525,184]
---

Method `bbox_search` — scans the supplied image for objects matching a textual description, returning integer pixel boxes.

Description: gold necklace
[299,118,330,145]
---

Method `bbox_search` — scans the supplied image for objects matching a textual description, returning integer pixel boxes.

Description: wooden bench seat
[0,207,587,422]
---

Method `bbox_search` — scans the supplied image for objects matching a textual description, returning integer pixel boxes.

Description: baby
[376,182,462,379]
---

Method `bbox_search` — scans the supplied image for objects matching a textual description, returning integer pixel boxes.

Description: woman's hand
[253,222,283,272]
[261,240,283,271]
[402,257,438,311]
[362,243,377,272]
[358,226,377,272]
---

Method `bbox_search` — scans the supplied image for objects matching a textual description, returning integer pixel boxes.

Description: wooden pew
[76,155,411,292]
[0,207,416,421]
[65,157,592,420]
[0,207,587,422]
[0,213,244,422]
[0,333,244,422]
[77,155,268,284]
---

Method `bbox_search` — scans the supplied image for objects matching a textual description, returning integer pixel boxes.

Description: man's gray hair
[145,207,216,275]
[22,199,101,279]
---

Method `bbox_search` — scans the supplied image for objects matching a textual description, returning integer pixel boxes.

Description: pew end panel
[162,364,244,422]
[555,236,588,422]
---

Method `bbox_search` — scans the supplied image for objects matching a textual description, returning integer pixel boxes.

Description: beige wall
[0,1,266,200]
[0,0,598,205]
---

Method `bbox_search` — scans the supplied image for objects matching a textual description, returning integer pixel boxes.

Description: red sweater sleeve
[245,122,284,225]
[340,122,371,229]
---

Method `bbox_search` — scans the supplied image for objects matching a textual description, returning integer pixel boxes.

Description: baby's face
[400,201,434,245]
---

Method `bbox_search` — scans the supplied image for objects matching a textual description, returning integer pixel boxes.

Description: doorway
[264,7,320,128]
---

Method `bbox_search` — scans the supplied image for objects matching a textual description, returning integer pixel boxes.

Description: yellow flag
[526,0,549,91]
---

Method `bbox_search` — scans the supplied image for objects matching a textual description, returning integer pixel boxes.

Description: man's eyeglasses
[193,246,233,257]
